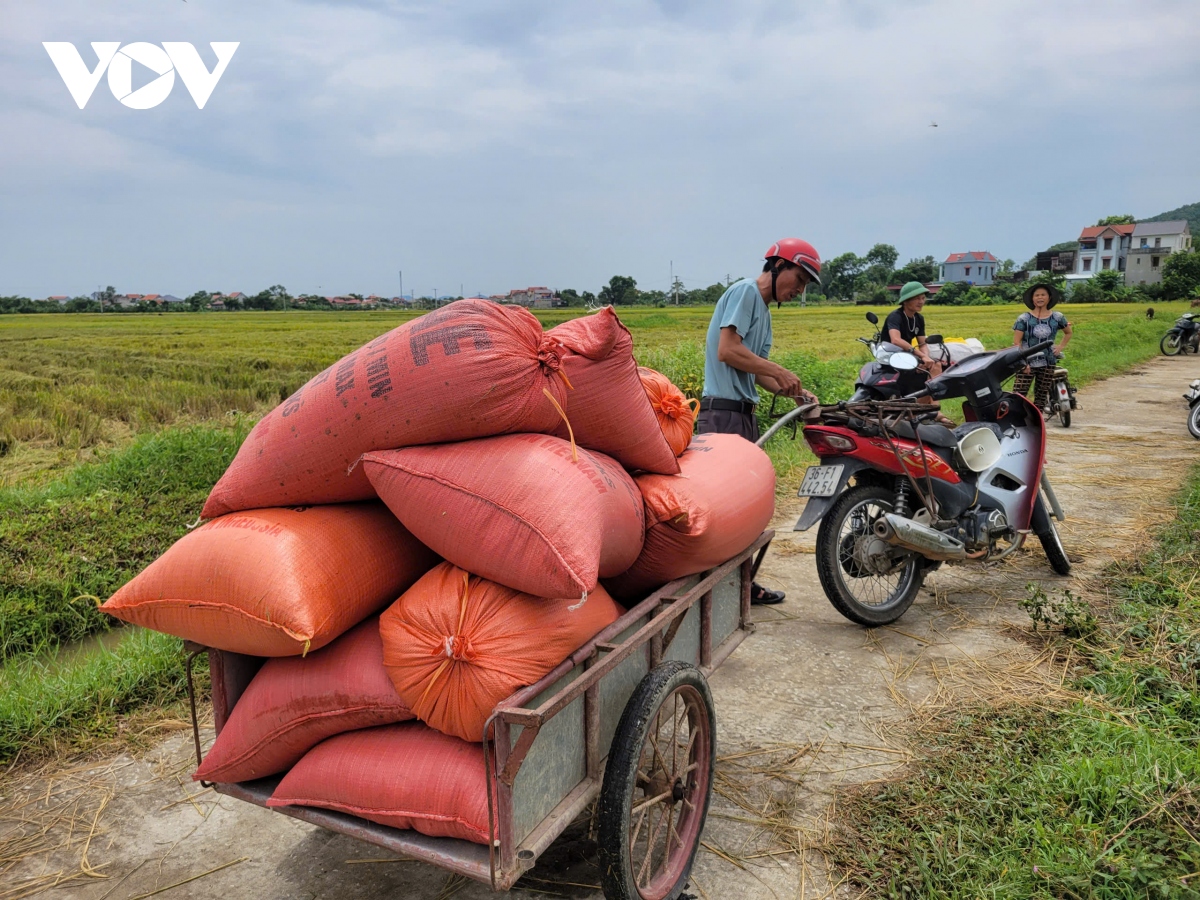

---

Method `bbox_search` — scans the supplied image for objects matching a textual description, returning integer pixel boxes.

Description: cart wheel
[597,661,715,900]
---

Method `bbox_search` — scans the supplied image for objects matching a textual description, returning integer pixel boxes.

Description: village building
[1125,220,1193,286]
[940,251,998,285]
[1074,223,1135,277]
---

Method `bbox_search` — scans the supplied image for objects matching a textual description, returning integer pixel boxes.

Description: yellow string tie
[542,388,578,462]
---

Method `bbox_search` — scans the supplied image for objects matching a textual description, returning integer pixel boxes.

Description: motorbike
[849,311,983,401]
[1161,313,1200,356]
[1022,352,1077,428]
[762,339,1070,627]
[1186,378,1200,439]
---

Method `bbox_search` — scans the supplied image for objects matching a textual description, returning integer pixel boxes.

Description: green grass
[0,627,201,766]
[0,425,245,660]
[827,468,1200,899]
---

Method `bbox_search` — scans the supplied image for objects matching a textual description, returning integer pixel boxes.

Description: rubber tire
[815,483,925,627]
[1188,403,1200,440]
[1161,333,1183,356]
[1032,494,1071,576]
[1058,406,1071,428]
[597,661,716,900]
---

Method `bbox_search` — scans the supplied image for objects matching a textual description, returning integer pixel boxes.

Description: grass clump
[0,425,244,659]
[0,627,200,766]
[827,466,1200,899]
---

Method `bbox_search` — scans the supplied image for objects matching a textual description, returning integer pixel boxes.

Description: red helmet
[765,238,821,282]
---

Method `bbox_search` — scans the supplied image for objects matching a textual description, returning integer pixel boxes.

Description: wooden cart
[186,531,772,900]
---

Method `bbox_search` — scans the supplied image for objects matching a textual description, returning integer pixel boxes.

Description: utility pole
[671,261,675,306]
[399,270,403,302]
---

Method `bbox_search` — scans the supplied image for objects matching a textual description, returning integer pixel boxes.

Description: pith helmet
[898,281,929,304]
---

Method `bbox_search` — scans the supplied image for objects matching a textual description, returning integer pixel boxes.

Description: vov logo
[43,42,239,110]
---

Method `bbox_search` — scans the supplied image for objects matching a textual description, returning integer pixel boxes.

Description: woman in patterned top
[1011,282,1071,412]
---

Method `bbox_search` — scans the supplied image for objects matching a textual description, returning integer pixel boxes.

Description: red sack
[546,309,679,475]
[362,434,644,599]
[379,563,623,742]
[193,618,412,784]
[202,300,573,517]
[268,723,491,844]
[604,433,774,600]
[638,367,698,457]
[102,504,438,656]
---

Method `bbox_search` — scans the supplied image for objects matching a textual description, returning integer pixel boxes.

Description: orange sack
[268,722,491,844]
[102,504,439,656]
[362,434,645,599]
[193,617,413,784]
[546,308,680,475]
[603,433,775,601]
[638,366,699,457]
[202,300,574,517]
[379,563,623,742]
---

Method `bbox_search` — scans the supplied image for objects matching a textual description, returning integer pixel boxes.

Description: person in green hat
[885,281,943,378]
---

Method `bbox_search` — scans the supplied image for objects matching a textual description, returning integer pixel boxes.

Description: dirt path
[4,356,1199,900]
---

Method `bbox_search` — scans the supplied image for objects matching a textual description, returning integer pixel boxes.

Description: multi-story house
[1125,221,1193,286]
[1074,223,1134,277]
[940,251,998,285]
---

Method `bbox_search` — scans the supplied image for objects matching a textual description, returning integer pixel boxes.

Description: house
[940,252,998,285]
[505,286,563,308]
[885,283,943,298]
[46,295,69,305]
[207,299,226,310]
[1125,221,1193,286]
[1035,248,1076,274]
[1074,223,1135,277]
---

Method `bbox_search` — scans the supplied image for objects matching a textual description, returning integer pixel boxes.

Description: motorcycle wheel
[1058,405,1071,428]
[1033,495,1071,576]
[1161,333,1182,356]
[815,484,925,627]
[1189,403,1200,440]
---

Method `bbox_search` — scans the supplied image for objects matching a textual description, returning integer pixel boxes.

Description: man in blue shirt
[698,238,821,604]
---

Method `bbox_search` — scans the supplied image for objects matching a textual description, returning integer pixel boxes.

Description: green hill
[1140,201,1200,235]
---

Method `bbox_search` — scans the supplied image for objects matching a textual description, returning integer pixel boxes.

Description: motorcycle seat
[954,422,1004,444]
[892,420,957,448]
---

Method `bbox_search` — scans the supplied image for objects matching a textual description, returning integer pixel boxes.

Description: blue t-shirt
[1014,310,1068,367]
[703,279,773,403]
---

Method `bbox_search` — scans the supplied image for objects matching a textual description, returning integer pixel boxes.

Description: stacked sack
[101,301,774,846]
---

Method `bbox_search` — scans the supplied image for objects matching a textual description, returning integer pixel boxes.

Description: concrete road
[4,355,1198,900]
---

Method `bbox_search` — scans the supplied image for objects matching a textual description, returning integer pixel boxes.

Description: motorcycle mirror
[891,352,920,371]
[926,334,944,344]
[865,311,879,325]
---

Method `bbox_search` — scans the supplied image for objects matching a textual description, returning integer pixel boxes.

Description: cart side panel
[663,602,701,666]
[598,619,653,762]
[710,567,741,651]
[511,679,586,846]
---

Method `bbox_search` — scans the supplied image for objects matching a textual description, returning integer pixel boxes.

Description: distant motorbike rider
[698,238,821,604]
[1012,282,1071,412]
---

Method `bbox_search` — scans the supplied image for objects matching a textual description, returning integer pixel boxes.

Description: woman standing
[1012,282,1071,412]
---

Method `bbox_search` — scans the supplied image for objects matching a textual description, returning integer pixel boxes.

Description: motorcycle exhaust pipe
[873,513,969,561]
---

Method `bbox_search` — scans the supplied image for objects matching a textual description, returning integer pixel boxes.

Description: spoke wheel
[1161,333,1182,356]
[598,662,715,900]
[1033,494,1071,576]
[815,484,925,626]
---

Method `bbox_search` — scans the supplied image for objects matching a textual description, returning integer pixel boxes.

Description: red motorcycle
[782,339,1070,626]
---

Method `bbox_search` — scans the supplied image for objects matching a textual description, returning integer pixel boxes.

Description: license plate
[798,464,844,498]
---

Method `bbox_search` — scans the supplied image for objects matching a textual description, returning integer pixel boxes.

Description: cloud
[1,0,1198,297]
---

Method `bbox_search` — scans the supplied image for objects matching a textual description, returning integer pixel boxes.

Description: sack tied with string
[193,617,413,784]
[268,722,492,844]
[102,504,438,656]
[362,434,645,600]
[378,563,623,742]
[202,299,576,517]
[545,308,680,475]
[638,366,699,457]
[603,433,775,601]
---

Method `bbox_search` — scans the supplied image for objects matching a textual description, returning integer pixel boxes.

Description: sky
[2,0,1198,299]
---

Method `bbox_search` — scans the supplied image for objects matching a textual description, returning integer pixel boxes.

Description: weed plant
[828,468,1200,898]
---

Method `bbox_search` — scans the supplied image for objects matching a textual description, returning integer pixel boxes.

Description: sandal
[750,583,786,605]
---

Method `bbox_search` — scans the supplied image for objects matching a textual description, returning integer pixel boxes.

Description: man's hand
[772,367,802,397]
